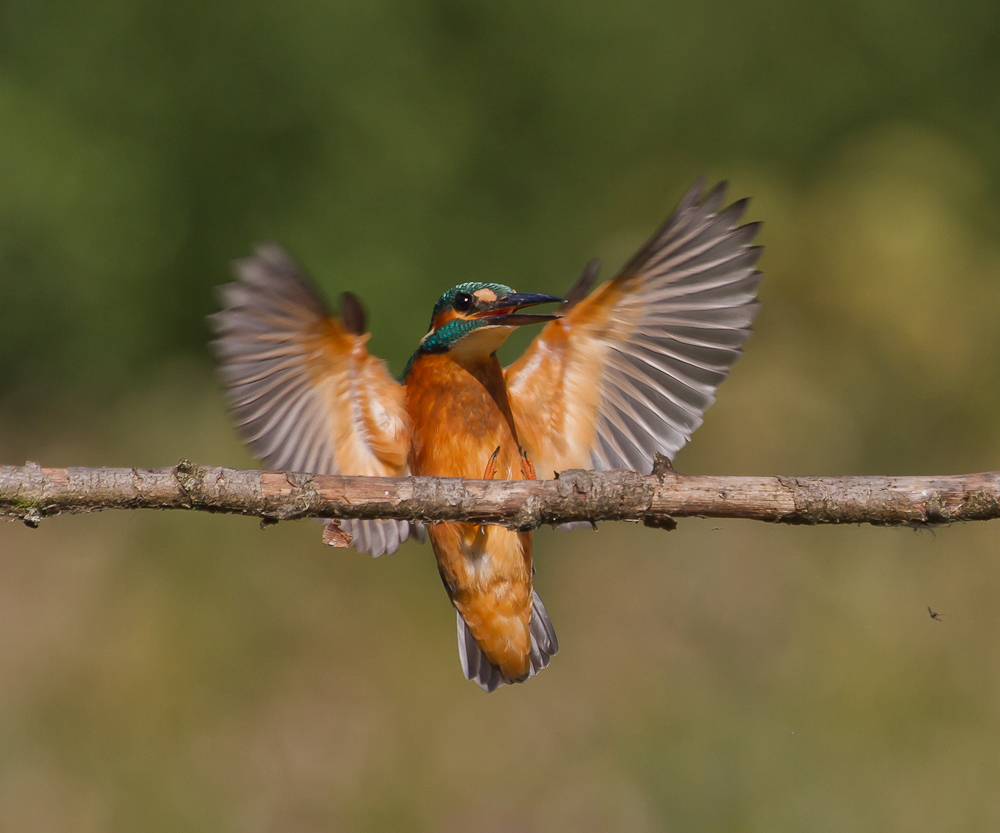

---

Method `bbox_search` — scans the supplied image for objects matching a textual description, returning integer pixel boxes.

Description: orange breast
[405,352,535,680]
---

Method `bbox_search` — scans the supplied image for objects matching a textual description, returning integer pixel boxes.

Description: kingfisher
[210,179,762,691]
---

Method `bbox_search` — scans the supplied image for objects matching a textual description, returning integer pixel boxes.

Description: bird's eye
[453,292,474,313]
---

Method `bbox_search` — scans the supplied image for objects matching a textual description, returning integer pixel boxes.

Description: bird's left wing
[506,180,762,477]
[209,243,416,557]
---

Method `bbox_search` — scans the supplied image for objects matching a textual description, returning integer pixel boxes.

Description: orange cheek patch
[431,308,460,330]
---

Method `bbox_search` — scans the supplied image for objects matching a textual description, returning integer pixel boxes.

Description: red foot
[483,446,501,480]
[520,448,536,480]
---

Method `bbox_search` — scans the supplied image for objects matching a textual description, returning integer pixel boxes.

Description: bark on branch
[3,458,1000,533]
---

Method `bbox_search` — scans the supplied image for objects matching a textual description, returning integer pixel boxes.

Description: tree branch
[2,458,999,534]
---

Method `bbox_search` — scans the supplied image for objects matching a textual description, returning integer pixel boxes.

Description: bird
[209,179,762,691]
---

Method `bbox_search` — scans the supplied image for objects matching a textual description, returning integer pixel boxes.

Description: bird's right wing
[209,243,416,556]
[507,180,762,477]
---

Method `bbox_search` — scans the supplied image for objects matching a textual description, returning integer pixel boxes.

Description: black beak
[478,292,564,326]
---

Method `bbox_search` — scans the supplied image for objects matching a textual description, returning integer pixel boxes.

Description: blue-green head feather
[403,282,563,378]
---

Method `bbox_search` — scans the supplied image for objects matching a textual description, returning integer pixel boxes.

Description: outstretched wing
[507,180,762,477]
[209,243,416,556]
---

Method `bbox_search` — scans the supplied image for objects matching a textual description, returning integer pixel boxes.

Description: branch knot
[173,459,204,508]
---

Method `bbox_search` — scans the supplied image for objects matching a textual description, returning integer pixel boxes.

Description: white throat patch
[450,324,516,362]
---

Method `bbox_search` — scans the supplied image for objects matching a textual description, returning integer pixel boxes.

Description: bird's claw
[482,446,501,480]
[520,447,537,481]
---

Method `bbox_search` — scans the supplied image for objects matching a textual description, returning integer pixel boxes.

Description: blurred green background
[3,1,1000,830]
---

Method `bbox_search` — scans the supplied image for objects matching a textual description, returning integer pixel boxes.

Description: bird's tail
[457,590,559,692]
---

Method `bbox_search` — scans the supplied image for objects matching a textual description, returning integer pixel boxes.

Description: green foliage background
[3,2,1000,830]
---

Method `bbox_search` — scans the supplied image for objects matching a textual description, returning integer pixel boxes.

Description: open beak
[475,292,564,326]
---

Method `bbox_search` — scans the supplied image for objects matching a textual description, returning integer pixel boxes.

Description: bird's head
[417,282,563,361]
